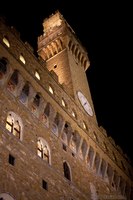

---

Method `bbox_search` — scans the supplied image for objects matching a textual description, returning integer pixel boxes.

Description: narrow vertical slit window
[9,154,15,166]
[42,180,48,190]
[63,161,71,181]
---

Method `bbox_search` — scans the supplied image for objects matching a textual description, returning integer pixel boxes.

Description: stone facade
[0,11,133,200]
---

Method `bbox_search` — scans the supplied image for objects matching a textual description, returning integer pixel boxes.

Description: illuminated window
[35,71,40,80]
[62,98,66,107]
[3,36,10,47]
[71,110,76,118]
[6,112,22,140]
[6,113,13,132]
[19,54,26,64]
[43,145,49,163]
[13,120,21,138]
[37,138,51,164]
[49,85,54,94]
[82,121,87,130]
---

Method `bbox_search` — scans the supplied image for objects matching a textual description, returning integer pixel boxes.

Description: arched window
[63,161,71,181]
[6,112,22,140]
[0,57,8,79]
[7,70,18,92]
[37,138,51,164]
[19,82,29,104]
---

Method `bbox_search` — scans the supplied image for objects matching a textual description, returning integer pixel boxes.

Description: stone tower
[0,11,133,200]
[37,11,97,124]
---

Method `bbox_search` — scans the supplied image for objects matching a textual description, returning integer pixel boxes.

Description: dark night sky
[0,1,132,164]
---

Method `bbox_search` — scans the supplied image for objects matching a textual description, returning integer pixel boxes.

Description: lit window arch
[6,112,23,140]
[49,85,54,94]
[35,71,40,80]
[37,137,51,165]
[82,121,87,130]
[61,98,66,107]
[3,36,10,47]
[19,54,26,64]
[71,110,76,118]
[63,161,72,181]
